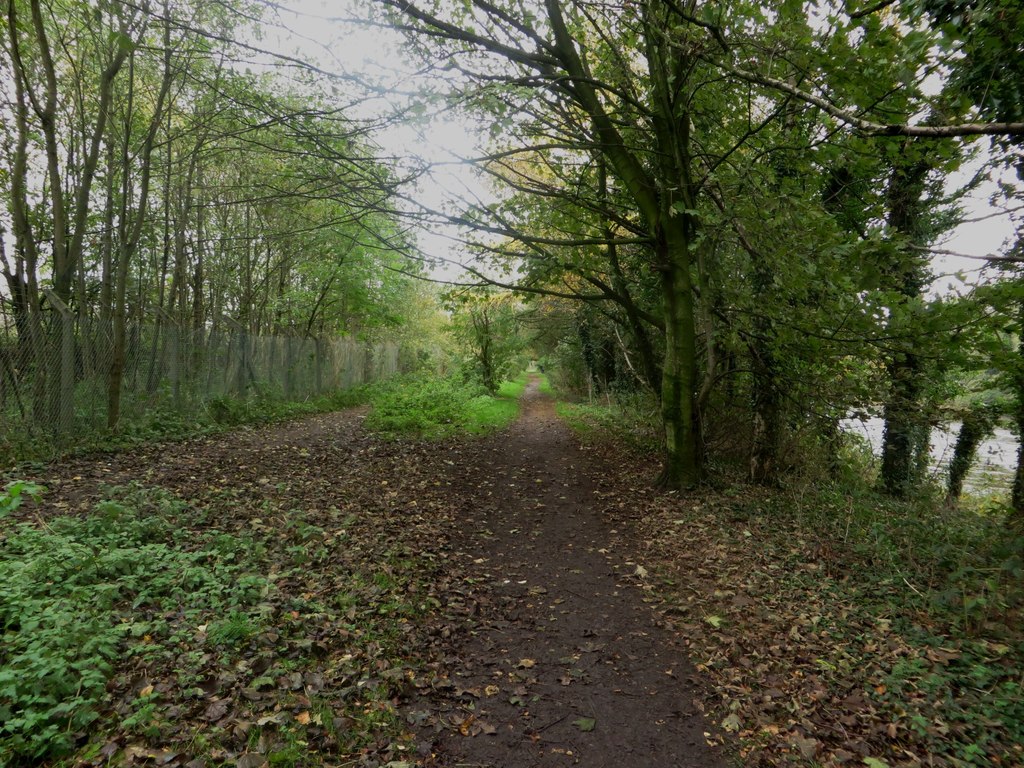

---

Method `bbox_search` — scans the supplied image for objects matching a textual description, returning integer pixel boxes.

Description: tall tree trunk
[1010,296,1024,524]
[749,264,782,485]
[880,349,925,495]
[108,23,172,429]
[24,0,130,304]
[544,0,702,487]
[878,145,931,497]
[658,218,703,489]
[5,0,47,423]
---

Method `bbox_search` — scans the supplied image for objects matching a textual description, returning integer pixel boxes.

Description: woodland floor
[400,379,728,767]
[8,377,1021,767]
[12,378,729,768]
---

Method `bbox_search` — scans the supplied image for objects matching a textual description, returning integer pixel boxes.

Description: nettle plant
[0,485,272,763]
[0,481,45,518]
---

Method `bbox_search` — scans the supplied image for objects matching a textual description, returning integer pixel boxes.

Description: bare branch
[709,58,1024,138]
[848,0,899,20]
[911,245,1024,264]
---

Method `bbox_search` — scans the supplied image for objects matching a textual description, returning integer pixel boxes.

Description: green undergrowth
[2,384,379,469]
[0,483,434,766]
[365,372,527,438]
[670,486,1024,765]
[556,393,661,453]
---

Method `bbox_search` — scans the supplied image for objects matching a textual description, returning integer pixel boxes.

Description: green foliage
[365,372,525,437]
[0,486,270,763]
[205,384,375,428]
[447,291,528,394]
[556,393,662,453]
[0,481,44,518]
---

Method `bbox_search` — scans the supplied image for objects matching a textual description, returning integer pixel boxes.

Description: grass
[365,371,529,438]
[1,383,380,470]
[535,372,554,396]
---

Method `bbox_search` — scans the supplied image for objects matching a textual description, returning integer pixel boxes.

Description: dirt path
[11,381,728,767]
[411,378,726,767]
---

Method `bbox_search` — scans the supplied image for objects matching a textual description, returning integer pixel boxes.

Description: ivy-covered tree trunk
[879,146,931,497]
[947,405,997,503]
[1011,297,1024,523]
[657,217,703,489]
[880,350,926,495]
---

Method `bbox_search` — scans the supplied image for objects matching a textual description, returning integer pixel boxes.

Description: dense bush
[365,372,525,437]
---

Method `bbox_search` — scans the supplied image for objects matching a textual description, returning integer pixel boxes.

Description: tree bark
[947,406,997,503]
[657,215,703,489]
[1010,297,1024,523]
[878,145,931,497]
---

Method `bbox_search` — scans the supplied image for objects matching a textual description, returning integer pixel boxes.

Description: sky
[258,0,1021,292]
[256,0,490,281]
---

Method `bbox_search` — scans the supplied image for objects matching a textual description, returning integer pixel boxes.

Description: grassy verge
[0,482,437,767]
[556,394,661,453]
[365,372,527,438]
[2,384,379,470]
[533,372,554,396]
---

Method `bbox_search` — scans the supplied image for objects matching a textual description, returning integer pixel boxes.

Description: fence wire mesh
[0,300,409,458]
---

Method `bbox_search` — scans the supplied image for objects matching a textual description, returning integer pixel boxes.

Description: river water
[842,417,1019,495]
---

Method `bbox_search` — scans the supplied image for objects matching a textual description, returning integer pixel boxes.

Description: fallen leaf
[791,736,819,759]
[203,699,229,722]
[572,717,596,732]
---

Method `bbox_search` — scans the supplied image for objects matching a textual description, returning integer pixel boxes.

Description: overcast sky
[264,0,1021,292]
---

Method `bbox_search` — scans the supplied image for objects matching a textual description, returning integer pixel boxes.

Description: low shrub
[0,485,270,764]
[365,373,524,437]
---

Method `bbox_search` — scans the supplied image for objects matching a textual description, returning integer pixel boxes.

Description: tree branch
[709,58,1024,137]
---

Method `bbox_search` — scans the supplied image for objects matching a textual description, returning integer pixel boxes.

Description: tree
[1,0,428,441]
[382,0,1024,491]
[450,290,524,394]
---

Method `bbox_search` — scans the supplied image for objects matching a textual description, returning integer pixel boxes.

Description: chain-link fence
[0,297,414,459]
